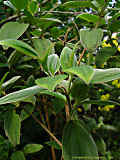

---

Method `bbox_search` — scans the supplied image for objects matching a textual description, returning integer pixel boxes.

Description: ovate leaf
[0,39,38,58]
[10,0,28,10]
[47,54,60,76]
[35,74,67,91]
[4,110,21,146]
[27,1,38,15]
[64,64,94,85]
[0,86,44,105]
[0,22,29,40]
[91,68,120,84]
[33,38,54,62]
[11,151,25,160]
[62,120,98,160]
[23,144,43,154]
[95,47,116,67]
[80,28,103,52]
[60,47,77,70]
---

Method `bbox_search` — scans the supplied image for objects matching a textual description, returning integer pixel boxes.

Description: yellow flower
[112,40,118,47]
[103,105,115,112]
[77,107,82,112]
[112,79,118,85]
[99,89,102,92]
[101,93,110,101]
[118,46,120,52]
[102,41,111,48]
[116,83,120,88]
[98,106,102,111]
[103,106,110,112]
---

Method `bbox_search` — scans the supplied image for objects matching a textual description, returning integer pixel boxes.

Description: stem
[87,53,93,65]
[78,48,87,65]
[24,108,62,148]
[44,102,56,160]
[65,103,70,122]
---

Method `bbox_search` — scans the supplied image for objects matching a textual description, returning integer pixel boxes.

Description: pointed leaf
[35,74,67,91]
[77,13,105,24]
[62,1,92,9]
[27,1,38,16]
[47,54,60,76]
[38,90,66,102]
[0,86,44,105]
[4,110,21,146]
[0,22,29,40]
[2,76,21,88]
[11,151,25,160]
[10,0,28,10]
[91,68,120,84]
[64,65,94,84]
[23,144,43,154]
[60,47,77,70]
[81,99,120,106]
[62,120,98,160]
[0,39,38,58]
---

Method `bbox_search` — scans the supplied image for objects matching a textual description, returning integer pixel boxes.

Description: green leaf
[10,0,28,10]
[0,22,29,40]
[95,47,116,67]
[21,96,36,106]
[77,14,105,24]
[91,0,106,9]
[4,110,21,146]
[27,1,38,16]
[81,99,120,106]
[45,141,61,150]
[23,144,43,154]
[2,76,21,88]
[11,151,25,160]
[71,78,89,101]
[62,120,98,160]
[60,47,77,70]
[35,74,67,91]
[47,54,60,76]
[64,65,94,85]
[79,28,103,52]
[94,136,106,155]
[33,38,54,62]
[62,1,92,9]
[0,86,44,105]
[38,90,66,102]
[91,68,120,84]
[65,65,120,85]
[0,39,38,58]
[20,104,35,121]
[39,18,62,24]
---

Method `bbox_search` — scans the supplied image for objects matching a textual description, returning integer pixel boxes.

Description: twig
[24,108,62,148]
[78,48,87,65]
[39,11,83,15]
[0,14,23,26]
[43,97,56,160]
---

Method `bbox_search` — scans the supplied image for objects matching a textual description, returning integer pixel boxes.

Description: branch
[24,108,62,148]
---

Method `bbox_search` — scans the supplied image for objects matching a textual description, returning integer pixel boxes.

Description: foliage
[0,0,120,160]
